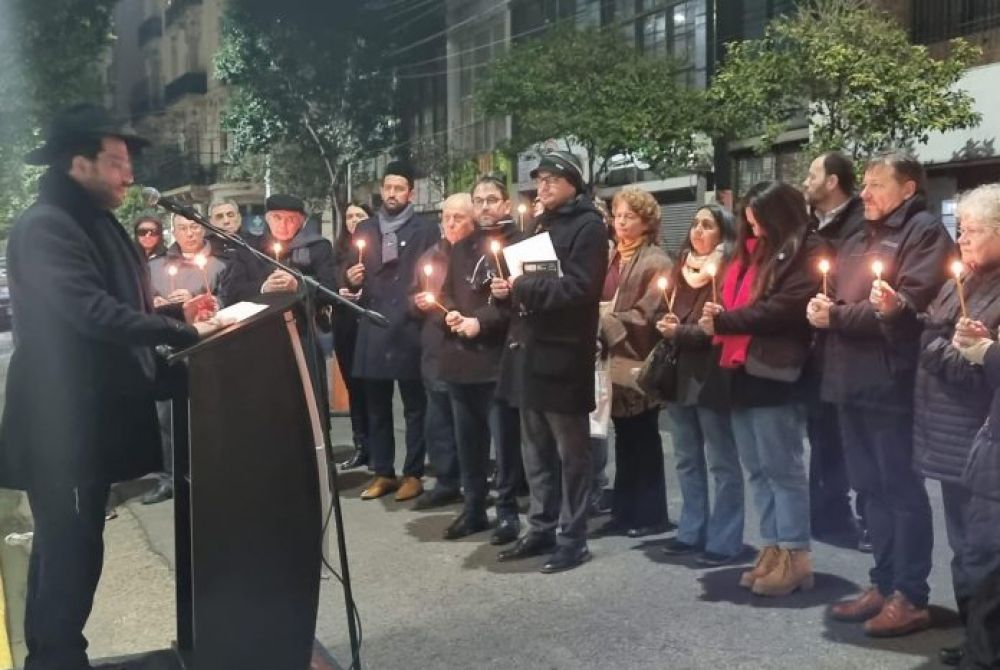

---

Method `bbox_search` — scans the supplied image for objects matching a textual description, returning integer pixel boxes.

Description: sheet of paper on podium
[215,301,269,323]
[503,232,562,278]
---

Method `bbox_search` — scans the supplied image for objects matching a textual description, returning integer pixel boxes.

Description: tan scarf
[616,237,645,267]
[682,245,723,289]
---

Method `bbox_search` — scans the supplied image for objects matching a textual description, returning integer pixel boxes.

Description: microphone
[140,187,199,219]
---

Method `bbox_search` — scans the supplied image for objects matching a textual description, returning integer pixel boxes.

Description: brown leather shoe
[360,476,398,500]
[395,476,424,502]
[752,549,814,597]
[830,586,886,622]
[739,545,780,589]
[864,592,931,637]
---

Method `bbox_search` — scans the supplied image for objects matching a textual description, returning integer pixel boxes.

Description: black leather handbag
[636,340,679,402]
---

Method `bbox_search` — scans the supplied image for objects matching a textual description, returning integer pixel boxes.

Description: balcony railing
[165,0,202,27]
[912,0,1000,44]
[164,71,208,106]
[138,16,162,47]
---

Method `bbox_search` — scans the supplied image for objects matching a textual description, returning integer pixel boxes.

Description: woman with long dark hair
[699,181,823,596]
[658,205,745,565]
[133,215,166,262]
[335,202,373,469]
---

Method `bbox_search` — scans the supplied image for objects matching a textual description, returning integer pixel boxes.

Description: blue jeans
[667,404,745,557]
[731,405,810,550]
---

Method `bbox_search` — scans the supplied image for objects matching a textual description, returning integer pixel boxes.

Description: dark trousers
[365,378,427,478]
[24,481,110,670]
[520,408,592,548]
[964,563,1000,668]
[425,378,460,492]
[839,406,933,607]
[490,397,524,522]
[808,399,859,532]
[449,382,495,519]
[156,400,172,480]
[612,409,669,529]
[941,482,1000,623]
[334,333,369,449]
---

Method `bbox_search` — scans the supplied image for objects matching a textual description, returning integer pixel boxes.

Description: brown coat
[600,242,673,417]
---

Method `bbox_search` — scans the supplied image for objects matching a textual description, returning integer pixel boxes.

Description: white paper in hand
[215,301,268,323]
[503,232,561,279]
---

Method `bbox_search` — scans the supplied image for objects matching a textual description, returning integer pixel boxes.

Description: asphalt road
[0,329,966,669]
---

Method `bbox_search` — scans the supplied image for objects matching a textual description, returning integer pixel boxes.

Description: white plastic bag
[590,356,611,439]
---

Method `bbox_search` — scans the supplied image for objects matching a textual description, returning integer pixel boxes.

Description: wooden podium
[167,294,326,669]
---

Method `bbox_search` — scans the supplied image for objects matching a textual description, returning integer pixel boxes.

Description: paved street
[0,331,966,669]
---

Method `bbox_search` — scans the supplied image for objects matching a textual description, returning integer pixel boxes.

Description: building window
[912,0,1000,44]
[453,12,509,154]
[615,0,707,87]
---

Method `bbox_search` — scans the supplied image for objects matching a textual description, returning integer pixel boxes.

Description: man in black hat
[345,161,440,502]
[493,151,608,573]
[219,193,337,305]
[0,103,226,670]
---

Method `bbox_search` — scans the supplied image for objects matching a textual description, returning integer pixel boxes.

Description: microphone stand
[147,193,365,667]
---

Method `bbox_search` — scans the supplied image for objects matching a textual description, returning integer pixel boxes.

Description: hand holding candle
[705,262,719,304]
[167,264,178,293]
[952,260,969,319]
[656,275,675,314]
[193,254,212,295]
[423,292,448,313]
[490,240,506,280]
[818,258,831,296]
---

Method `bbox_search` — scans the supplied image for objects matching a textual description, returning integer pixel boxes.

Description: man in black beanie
[346,161,440,501]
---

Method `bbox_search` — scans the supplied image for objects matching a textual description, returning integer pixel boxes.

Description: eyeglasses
[136,229,160,237]
[473,196,503,207]
[535,175,564,188]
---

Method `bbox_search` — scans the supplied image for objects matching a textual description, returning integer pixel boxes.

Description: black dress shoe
[939,644,964,666]
[141,480,173,505]
[339,448,369,470]
[589,519,627,538]
[626,523,673,538]
[661,538,700,555]
[413,487,463,510]
[695,551,741,567]
[541,545,592,574]
[443,513,489,540]
[497,534,556,561]
[588,488,614,516]
[490,518,520,545]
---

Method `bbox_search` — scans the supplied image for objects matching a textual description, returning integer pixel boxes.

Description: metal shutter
[659,200,700,256]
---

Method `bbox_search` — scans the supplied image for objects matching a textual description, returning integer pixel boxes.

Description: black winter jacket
[437,221,527,385]
[908,265,1000,483]
[497,196,608,414]
[821,196,954,411]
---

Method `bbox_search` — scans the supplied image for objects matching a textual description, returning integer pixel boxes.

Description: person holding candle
[434,175,529,541]
[698,181,824,597]
[145,211,228,504]
[334,202,373,470]
[896,183,1000,662]
[801,151,870,550]
[807,153,953,636]
[656,205,745,566]
[590,186,673,539]
[349,162,441,502]
[408,194,476,511]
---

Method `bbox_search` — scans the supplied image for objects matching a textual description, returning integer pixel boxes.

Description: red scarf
[714,239,759,369]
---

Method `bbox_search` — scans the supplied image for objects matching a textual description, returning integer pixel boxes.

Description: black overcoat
[350,212,440,380]
[0,171,198,490]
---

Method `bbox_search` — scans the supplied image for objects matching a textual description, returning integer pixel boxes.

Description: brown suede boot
[752,549,814,597]
[739,545,780,589]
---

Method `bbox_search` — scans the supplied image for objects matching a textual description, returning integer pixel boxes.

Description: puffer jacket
[908,264,1000,482]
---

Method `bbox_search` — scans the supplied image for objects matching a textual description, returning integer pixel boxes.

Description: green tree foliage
[0,0,117,237]
[710,0,982,159]
[476,23,710,185]
[215,0,396,223]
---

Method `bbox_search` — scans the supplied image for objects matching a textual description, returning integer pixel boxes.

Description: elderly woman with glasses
[886,183,1000,661]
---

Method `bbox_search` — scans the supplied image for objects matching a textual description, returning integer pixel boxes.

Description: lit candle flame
[517,204,527,214]
[194,254,207,270]
[819,259,830,274]
[705,262,717,277]
[490,240,502,254]
[355,239,366,250]
[273,242,282,257]
[167,265,178,277]
[656,276,668,291]
[952,260,965,278]
[423,264,433,277]
[872,259,884,280]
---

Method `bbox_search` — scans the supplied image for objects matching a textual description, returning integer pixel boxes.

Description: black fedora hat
[24,103,150,166]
